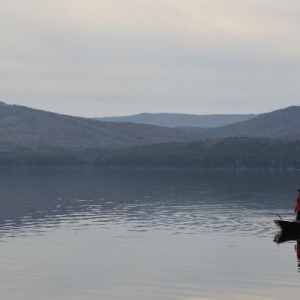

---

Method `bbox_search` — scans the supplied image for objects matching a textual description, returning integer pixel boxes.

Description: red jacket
[296,196,300,212]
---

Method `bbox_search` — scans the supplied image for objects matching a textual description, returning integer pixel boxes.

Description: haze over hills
[0,103,299,150]
[0,102,299,167]
[97,106,300,139]
[97,113,256,128]
[185,105,300,139]
[0,102,196,149]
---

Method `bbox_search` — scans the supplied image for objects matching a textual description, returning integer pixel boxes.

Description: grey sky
[1,0,300,117]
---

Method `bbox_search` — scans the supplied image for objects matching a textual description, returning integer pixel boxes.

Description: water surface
[0,168,299,299]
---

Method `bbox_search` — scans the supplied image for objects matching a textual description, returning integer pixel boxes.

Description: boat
[274,219,300,231]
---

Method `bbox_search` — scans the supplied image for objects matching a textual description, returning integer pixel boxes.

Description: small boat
[274,219,300,231]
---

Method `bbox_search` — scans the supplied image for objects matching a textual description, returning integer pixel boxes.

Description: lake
[0,167,299,300]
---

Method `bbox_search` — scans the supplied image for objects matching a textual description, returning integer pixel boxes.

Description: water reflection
[0,167,290,239]
[0,167,300,300]
[296,240,300,271]
[274,230,300,272]
[274,230,300,244]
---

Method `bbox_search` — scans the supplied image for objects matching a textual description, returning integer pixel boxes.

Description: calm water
[0,167,299,300]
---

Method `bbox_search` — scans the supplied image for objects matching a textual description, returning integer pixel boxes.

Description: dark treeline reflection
[0,167,298,236]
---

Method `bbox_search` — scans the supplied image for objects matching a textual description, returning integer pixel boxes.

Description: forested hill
[1,137,300,169]
[97,113,256,128]
[0,103,197,149]
[98,137,300,169]
[0,103,299,168]
[98,106,300,139]
[182,106,300,139]
[0,103,300,152]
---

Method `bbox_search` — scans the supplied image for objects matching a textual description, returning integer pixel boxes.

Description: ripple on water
[0,198,283,239]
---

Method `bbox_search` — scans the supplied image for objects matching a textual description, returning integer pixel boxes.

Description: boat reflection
[295,240,300,270]
[274,230,300,272]
[274,230,300,244]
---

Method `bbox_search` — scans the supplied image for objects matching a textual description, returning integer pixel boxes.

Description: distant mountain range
[98,107,300,139]
[97,113,256,128]
[181,106,300,139]
[0,102,195,149]
[0,103,299,151]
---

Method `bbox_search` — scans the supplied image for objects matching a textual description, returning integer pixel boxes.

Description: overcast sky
[1,0,300,117]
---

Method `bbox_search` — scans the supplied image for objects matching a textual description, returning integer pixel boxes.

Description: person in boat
[295,189,300,220]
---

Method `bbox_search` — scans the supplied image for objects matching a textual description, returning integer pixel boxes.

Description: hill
[0,103,197,149]
[0,103,299,168]
[181,106,300,139]
[97,137,300,169]
[97,113,256,128]
[0,104,299,151]
[1,137,298,169]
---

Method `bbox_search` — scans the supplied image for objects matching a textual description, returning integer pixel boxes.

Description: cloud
[1,1,300,116]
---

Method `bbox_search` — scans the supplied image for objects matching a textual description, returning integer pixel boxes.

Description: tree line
[0,137,299,169]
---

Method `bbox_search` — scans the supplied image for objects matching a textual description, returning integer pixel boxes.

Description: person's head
[298,189,300,194]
